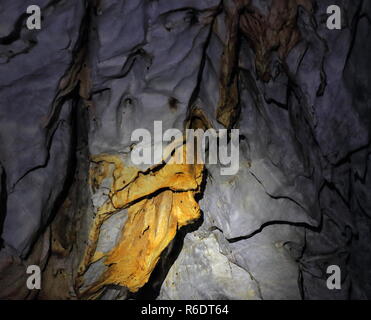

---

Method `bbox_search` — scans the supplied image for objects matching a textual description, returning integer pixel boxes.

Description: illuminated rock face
[76,149,203,296]
[1,0,371,300]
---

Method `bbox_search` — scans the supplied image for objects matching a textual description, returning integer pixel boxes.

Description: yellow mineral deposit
[77,144,203,297]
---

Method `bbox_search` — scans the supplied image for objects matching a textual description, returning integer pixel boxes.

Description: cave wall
[0,0,371,300]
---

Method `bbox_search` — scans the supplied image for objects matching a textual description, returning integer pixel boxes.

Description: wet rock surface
[0,0,371,300]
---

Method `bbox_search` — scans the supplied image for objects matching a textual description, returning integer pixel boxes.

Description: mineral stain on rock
[77,144,204,296]
[217,0,312,128]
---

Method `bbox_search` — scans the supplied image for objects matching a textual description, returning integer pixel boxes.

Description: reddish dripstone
[217,0,312,127]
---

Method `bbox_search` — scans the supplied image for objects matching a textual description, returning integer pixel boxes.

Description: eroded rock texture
[0,0,371,300]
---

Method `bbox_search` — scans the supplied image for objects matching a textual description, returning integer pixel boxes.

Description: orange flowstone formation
[100,189,200,292]
[77,145,203,296]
